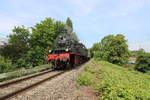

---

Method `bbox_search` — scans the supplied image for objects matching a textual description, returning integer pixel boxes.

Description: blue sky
[0,0,150,52]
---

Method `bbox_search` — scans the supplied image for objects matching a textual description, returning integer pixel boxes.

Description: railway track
[0,69,54,88]
[0,69,66,100]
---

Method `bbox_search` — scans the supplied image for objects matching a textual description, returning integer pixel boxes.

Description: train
[47,33,89,69]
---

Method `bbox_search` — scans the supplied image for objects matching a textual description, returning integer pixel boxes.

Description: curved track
[0,69,66,100]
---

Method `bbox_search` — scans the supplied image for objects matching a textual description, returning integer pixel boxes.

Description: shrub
[16,58,32,68]
[0,56,13,73]
[77,72,96,86]
[135,52,150,73]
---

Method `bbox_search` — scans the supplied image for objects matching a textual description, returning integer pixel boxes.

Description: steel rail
[0,69,54,88]
[0,71,65,100]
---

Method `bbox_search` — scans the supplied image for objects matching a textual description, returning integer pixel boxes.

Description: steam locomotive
[47,33,88,69]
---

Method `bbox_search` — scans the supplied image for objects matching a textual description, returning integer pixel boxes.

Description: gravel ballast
[10,61,97,100]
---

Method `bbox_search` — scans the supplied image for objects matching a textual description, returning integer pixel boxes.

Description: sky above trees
[0,0,150,52]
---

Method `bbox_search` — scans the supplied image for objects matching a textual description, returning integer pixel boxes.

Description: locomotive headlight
[49,50,52,53]
[65,48,69,52]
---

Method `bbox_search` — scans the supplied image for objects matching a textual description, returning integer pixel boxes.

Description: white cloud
[116,0,146,15]
[66,0,98,17]
[0,15,20,35]
[89,0,150,18]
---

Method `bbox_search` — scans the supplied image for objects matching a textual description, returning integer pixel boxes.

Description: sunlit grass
[77,59,150,100]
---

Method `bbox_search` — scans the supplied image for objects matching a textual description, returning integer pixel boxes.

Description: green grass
[77,59,150,100]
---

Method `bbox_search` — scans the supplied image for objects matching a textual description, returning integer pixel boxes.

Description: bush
[0,56,13,73]
[77,72,96,86]
[16,58,32,68]
[135,52,150,73]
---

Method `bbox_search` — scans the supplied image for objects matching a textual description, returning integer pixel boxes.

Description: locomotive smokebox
[62,57,68,62]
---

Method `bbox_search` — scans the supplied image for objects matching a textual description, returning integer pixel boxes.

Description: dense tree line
[90,34,130,65]
[0,17,78,73]
[130,48,145,57]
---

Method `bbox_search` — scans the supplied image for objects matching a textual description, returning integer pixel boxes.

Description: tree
[65,17,79,41]
[54,21,66,40]
[0,26,30,64]
[28,18,66,66]
[91,34,130,65]
[137,48,145,56]
[66,17,73,33]
[130,48,145,58]
[135,52,150,73]
[90,43,101,58]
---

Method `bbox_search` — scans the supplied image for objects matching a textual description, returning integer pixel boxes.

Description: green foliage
[29,18,66,66]
[77,61,100,88]
[54,21,66,38]
[131,48,145,57]
[77,72,96,86]
[66,17,73,33]
[0,26,30,63]
[0,56,13,73]
[98,60,150,100]
[135,52,150,73]
[78,60,150,100]
[91,34,130,65]
[89,43,101,58]
[0,17,79,72]
[131,50,138,57]
[65,17,79,41]
[31,18,64,50]
[26,46,45,67]
[84,65,97,73]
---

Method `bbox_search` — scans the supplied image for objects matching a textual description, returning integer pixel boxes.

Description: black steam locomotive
[47,33,88,69]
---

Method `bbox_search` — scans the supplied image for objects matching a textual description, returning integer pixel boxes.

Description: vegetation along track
[0,69,66,100]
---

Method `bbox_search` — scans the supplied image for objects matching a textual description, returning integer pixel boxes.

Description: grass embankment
[77,59,150,100]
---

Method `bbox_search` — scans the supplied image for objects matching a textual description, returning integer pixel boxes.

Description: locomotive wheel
[66,64,70,70]
[66,62,73,70]
[52,65,56,69]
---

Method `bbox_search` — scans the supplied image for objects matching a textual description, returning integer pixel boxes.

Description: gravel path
[8,61,98,100]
